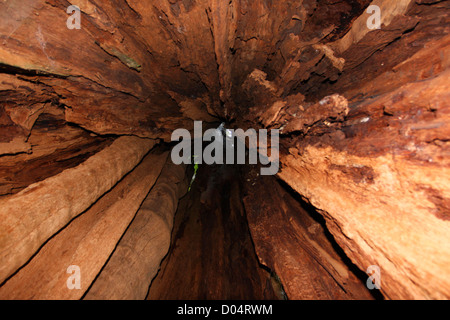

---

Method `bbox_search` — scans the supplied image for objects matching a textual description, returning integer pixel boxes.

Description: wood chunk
[0,137,31,156]
[0,149,168,299]
[0,136,155,284]
[84,160,187,300]
[282,94,349,134]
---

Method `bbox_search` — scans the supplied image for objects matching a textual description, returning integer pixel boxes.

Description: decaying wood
[0,0,449,300]
[243,169,374,300]
[0,108,113,196]
[0,136,155,284]
[0,149,168,299]
[277,70,450,299]
[84,159,187,300]
[235,10,450,297]
[147,164,278,300]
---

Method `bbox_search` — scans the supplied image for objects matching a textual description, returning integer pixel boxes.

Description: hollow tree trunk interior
[0,0,449,300]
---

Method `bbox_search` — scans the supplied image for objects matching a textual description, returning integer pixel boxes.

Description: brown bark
[0,136,155,284]
[147,165,278,300]
[277,71,450,299]
[0,0,448,300]
[0,149,168,299]
[84,159,188,300]
[243,169,375,300]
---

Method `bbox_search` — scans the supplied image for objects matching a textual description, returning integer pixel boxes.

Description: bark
[0,0,449,300]
[147,164,278,300]
[0,136,155,284]
[84,159,188,300]
[243,170,375,300]
[0,149,168,299]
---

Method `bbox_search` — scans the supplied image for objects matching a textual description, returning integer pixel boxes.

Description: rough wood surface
[0,136,155,284]
[277,71,450,299]
[236,6,450,299]
[0,0,221,142]
[147,165,278,300]
[0,108,113,196]
[0,0,449,300]
[84,159,188,300]
[226,1,450,298]
[0,149,168,299]
[243,167,375,300]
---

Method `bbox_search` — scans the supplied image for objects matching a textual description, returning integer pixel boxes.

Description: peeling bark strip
[85,159,188,300]
[0,136,155,284]
[0,149,169,300]
[331,0,415,54]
